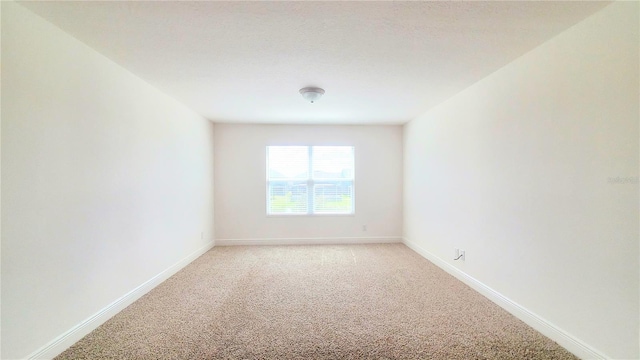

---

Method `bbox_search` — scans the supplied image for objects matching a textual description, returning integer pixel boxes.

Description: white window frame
[266,146,355,216]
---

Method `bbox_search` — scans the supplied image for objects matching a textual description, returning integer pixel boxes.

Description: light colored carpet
[55,244,577,359]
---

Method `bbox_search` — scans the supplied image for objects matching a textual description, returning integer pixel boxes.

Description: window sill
[266,213,355,218]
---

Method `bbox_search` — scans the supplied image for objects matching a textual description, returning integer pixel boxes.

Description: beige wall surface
[214,124,403,242]
[403,2,639,358]
[1,3,216,358]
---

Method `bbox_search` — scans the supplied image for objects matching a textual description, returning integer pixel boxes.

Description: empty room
[2,1,638,359]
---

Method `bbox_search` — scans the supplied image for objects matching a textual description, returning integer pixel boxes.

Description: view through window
[267,146,354,215]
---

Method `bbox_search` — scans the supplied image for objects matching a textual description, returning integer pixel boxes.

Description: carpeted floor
[55,244,577,359]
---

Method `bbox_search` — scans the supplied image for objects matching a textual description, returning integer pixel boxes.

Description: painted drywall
[1,3,215,359]
[214,124,402,243]
[403,2,638,359]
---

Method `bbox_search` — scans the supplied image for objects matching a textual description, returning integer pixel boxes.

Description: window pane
[312,146,354,180]
[268,181,308,214]
[267,146,309,180]
[313,181,353,214]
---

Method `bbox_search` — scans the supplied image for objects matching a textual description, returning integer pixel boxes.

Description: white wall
[214,124,402,243]
[403,2,638,359]
[1,3,215,359]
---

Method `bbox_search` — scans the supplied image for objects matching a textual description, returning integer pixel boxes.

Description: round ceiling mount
[299,87,325,103]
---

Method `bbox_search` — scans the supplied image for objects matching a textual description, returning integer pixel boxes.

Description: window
[267,146,354,215]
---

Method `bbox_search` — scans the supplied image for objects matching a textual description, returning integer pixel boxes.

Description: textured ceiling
[18,1,610,125]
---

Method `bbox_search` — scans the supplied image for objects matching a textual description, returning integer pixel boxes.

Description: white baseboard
[401,237,607,360]
[28,241,215,360]
[217,236,401,246]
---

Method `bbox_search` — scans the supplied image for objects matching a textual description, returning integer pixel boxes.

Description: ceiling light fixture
[299,87,325,103]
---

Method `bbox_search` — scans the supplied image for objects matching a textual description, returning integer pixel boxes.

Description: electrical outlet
[362,225,367,231]
[459,250,465,261]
